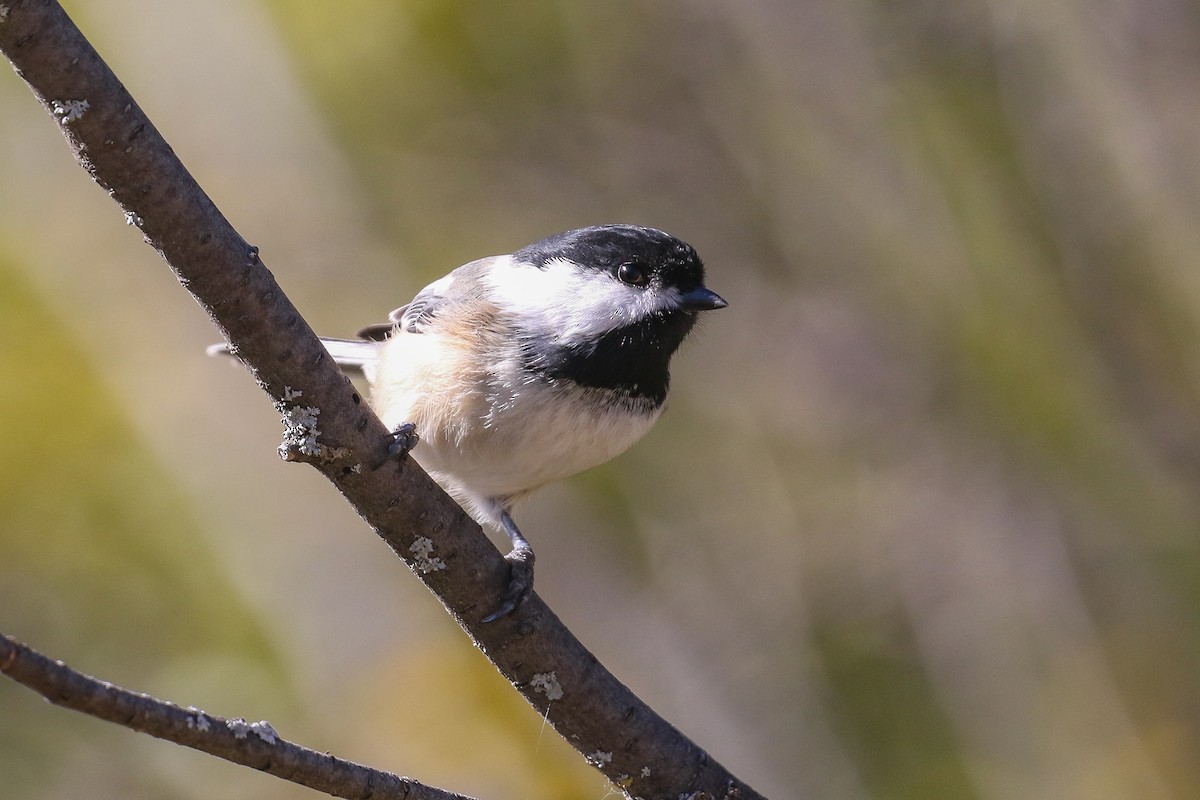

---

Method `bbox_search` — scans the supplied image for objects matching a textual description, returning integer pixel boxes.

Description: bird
[216,224,726,621]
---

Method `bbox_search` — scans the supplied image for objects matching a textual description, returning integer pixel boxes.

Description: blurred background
[2,1,1200,798]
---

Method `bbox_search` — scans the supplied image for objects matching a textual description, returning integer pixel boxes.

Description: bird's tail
[207,337,381,379]
[315,338,381,374]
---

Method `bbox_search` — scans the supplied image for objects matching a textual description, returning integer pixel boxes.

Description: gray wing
[353,272,453,340]
[353,278,441,340]
[357,256,502,339]
[397,268,461,334]
[355,300,416,340]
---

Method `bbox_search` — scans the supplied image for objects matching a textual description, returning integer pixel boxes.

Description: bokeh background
[3,1,1200,798]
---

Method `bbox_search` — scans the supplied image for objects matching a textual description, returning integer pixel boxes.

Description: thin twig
[0,3,763,799]
[0,632,475,800]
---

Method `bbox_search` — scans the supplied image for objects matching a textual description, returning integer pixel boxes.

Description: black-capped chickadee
[216,225,726,620]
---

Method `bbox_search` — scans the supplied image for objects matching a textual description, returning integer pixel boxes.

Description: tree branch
[0,633,475,800]
[0,3,763,799]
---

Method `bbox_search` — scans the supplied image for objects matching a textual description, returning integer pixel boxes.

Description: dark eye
[617,261,649,286]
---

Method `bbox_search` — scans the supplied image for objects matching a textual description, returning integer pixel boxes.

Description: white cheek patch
[485,257,675,342]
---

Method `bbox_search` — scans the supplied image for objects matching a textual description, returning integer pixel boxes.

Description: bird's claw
[369,423,419,471]
[387,422,419,460]
[482,545,535,623]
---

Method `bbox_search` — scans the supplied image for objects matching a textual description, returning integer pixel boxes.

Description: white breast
[369,325,660,529]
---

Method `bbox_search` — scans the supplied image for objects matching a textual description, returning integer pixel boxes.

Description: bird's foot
[482,544,535,623]
[386,422,419,460]
[369,423,418,471]
[483,511,536,623]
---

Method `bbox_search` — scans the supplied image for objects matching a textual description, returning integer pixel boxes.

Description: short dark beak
[678,286,728,311]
